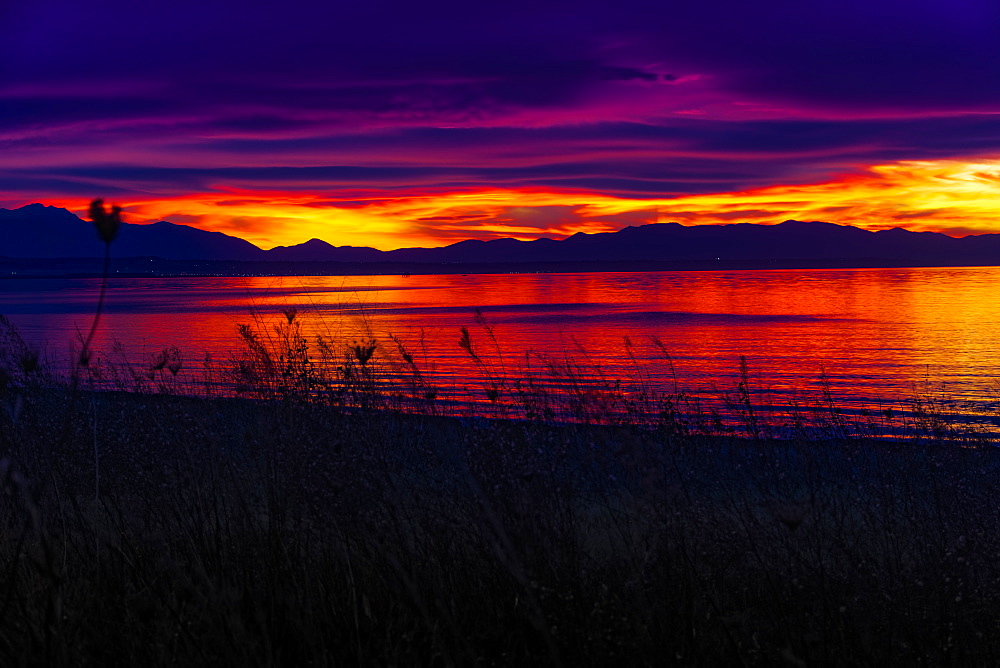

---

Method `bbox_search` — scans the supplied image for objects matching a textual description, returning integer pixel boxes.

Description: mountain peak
[777,219,844,227]
[0,204,264,260]
[300,238,335,248]
[4,202,83,219]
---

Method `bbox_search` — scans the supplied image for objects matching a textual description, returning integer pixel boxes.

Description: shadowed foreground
[3,384,1000,666]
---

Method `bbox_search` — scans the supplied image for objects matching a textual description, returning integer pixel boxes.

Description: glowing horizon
[32,157,1000,250]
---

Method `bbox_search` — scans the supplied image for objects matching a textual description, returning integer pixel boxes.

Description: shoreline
[5,256,1000,278]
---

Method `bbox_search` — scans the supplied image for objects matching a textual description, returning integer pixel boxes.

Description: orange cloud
[48,158,1000,250]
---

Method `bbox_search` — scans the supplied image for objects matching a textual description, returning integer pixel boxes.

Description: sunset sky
[4,0,1000,250]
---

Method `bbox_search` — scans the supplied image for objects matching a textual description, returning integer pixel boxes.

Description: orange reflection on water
[5,268,1000,413]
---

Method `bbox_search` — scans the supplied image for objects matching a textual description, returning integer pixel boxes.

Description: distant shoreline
[4,256,1000,279]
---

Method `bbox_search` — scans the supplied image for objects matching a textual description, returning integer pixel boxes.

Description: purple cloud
[3,0,1000,237]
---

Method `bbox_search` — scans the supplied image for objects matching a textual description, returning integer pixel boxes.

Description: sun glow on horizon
[44,158,1000,250]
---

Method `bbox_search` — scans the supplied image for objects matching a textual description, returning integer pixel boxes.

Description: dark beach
[3,366,1000,666]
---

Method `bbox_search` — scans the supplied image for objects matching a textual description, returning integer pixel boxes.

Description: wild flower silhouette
[78,199,122,367]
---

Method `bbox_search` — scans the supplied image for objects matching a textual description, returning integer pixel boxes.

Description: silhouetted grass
[4,306,1000,665]
[43,304,993,442]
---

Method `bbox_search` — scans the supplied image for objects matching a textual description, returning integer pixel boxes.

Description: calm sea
[4,267,1000,419]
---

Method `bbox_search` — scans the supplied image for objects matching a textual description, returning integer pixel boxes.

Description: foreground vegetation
[3,309,1000,666]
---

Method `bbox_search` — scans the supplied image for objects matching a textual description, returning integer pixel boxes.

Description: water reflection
[4,267,1000,412]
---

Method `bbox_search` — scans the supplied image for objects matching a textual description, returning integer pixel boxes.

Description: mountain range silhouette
[4,203,1000,267]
